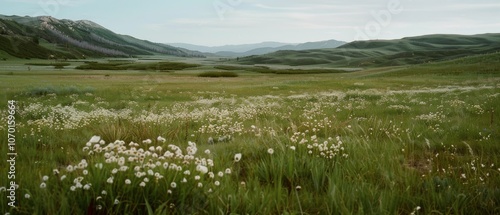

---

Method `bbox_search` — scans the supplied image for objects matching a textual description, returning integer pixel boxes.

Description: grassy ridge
[369,52,500,77]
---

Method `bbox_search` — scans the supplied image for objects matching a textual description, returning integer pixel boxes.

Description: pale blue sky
[1,0,499,46]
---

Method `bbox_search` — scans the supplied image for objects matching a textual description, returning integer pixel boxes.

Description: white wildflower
[83,184,91,190]
[267,148,274,155]
[157,136,166,143]
[107,177,114,184]
[234,153,242,162]
[196,165,208,174]
[89,135,101,144]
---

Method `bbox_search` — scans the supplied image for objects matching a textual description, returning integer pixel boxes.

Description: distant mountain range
[0,14,204,59]
[169,40,347,57]
[239,33,500,67]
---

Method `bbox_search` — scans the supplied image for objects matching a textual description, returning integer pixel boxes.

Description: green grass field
[0,57,499,214]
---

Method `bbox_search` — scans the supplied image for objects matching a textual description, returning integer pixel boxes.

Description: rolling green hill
[371,51,500,77]
[238,34,500,68]
[0,15,205,59]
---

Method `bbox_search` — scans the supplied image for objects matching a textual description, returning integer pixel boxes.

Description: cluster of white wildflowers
[387,105,411,113]
[414,111,446,123]
[289,133,347,159]
[19,103,132,130]
[42,135,235,206]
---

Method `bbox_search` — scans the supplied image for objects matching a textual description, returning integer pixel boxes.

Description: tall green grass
[0,63,499,214]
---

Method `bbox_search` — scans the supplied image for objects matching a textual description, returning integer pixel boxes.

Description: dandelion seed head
[157,136,166,143]
[267,148,274,155]
[196,165,208,174]
[107,177,114,184]
[234,153,242,162]
[83,184,91,190]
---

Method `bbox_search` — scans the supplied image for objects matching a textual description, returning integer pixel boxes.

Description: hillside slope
[238,34,500,67]
[0,15,205,59]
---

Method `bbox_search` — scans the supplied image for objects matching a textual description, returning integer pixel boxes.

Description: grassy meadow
[0,57,499,214]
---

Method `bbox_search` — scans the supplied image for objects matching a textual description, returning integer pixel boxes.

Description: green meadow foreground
[0,57,499,214]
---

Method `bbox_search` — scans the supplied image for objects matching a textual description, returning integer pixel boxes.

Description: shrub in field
[75,62,199,71]
[198,71,238,78]
[25,62,71,67]
[26,86,95,97]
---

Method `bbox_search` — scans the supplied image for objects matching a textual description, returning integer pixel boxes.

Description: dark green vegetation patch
[214,65,347,74]
[198,71,238,77]
[75,61,199,71]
